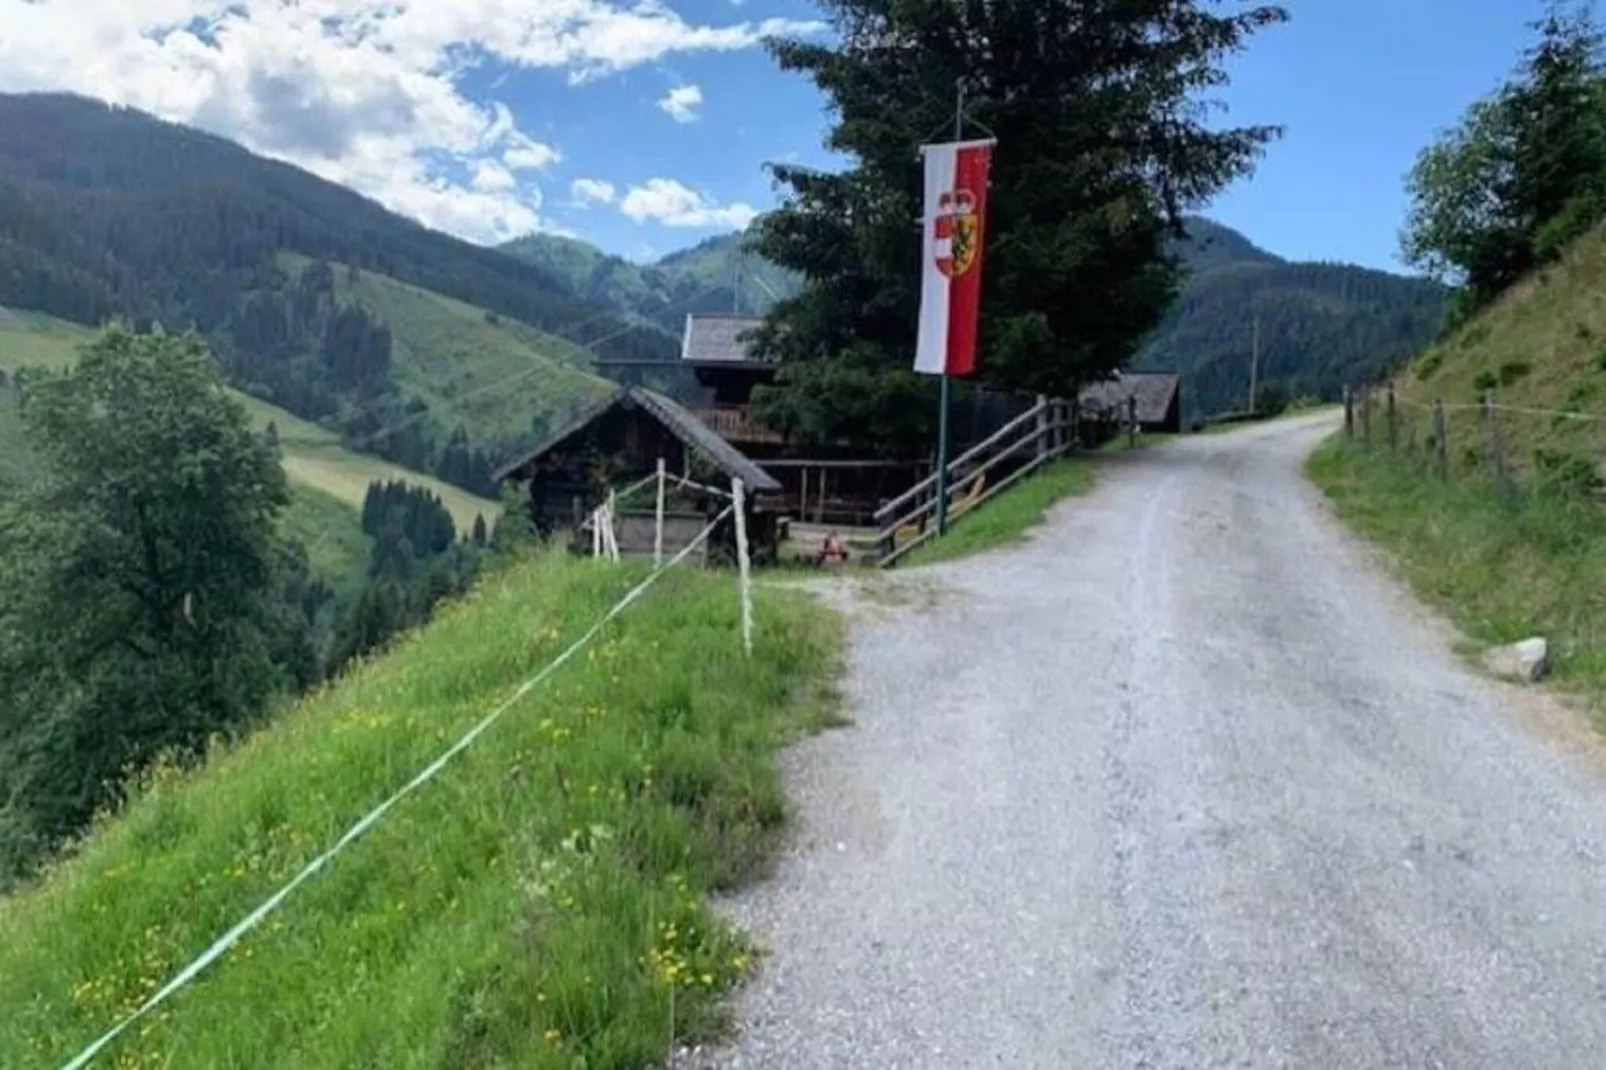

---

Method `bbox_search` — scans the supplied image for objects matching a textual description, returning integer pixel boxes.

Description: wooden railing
[873,395,1076,568]
[694,406,786,444]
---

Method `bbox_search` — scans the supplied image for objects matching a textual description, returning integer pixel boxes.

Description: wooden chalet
[1077,372,1182,439]
[679,314,928,527]
[494,384,785,564]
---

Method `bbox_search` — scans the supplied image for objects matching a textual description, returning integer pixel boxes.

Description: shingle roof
[680,314,766,365]
[1077,372,1180,425]
[494,384,782,493]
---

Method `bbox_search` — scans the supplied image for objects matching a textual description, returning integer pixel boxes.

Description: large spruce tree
[747,0,1287,453]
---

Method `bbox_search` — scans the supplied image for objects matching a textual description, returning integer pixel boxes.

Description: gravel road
[687,412,1606,1069]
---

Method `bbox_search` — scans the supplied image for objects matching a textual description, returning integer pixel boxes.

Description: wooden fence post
[1387,384,1398,453]
[654,457,666,567]
[1433,400,1448,479]
[606,488,618,561]
[1344,385,1354,440]
[1127,395,1138,449]
[732,478,754,657]
[1484,389,1509,491]
[1036,394,1049,460]
[1361,386,1373,449]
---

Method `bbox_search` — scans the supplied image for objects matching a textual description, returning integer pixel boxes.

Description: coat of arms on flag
[935,189,980,278]
[915,138,996,377]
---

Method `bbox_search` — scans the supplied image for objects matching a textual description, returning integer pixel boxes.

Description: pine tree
[748,0,1287,452]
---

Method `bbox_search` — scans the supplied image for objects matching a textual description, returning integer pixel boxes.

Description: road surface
[690,412,1606,1069]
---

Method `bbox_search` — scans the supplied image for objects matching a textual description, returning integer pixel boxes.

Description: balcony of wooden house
[692,404,786,445]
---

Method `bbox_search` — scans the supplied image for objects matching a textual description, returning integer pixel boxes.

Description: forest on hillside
[0,93,665,491]
[1134,256,1447,418]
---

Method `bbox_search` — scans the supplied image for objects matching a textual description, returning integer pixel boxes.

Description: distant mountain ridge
[504,218,1446,417]
[499,232,804,337]
[0,92,645,492]
[1137,218,1447,417]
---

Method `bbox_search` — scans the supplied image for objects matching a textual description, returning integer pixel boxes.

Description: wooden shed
[494,385,785,565]
[1077,372,1182,438]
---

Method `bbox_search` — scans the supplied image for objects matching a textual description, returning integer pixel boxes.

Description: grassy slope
[277,481,375,590]
[298,255,617,445]
[0,308,89,367]
[0,554,841,1068]
[904,457,1094,567]
[1308,221,1606,713]
[0,384,27,488]
[1396,221,1606,476]
[1309,441,1606,715]
[234,391,499,536]
[0,310,498,536]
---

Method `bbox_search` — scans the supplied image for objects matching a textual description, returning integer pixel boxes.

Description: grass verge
[1307,436,1606,717]
[0,552,842,1068]
[903,457,1094,567]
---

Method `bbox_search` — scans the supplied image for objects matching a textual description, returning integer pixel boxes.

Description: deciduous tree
[0,327,288,879]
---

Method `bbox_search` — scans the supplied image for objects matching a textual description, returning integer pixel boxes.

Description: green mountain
[0,92,655,493]
[500,231,804,336]
[1136,218,1449,418]
[505,219,1445,418]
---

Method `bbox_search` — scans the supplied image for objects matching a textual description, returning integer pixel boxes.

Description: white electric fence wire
[59,504,736,1070]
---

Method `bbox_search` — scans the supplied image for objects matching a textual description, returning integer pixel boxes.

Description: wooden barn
[494,384,785,565]
[1077,372,1182,440]
[679,314,931,527]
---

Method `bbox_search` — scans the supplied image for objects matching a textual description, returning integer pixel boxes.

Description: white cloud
[570,178,618,207]
[620,178,757,229]
[470,159,517,193]
[657,83,702,123]
[503,134,561,172]
[0,1,822,245]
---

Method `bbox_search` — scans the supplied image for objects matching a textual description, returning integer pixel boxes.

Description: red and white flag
[915,138,995,377]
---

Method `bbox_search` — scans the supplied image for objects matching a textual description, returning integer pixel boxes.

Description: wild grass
[0,552,842,1069]
[299,255,616,446]
[1308,437,1606,717]
[235,392,500,536]
[1402,217,1606,480]
[0,309,91,370]
[279,483,375,590]
[904,457,1094,567]
[0,382,29,489]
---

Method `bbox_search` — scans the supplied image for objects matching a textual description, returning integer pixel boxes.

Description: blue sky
[506,0,1541,271]
[0,0,1551,273]
[1208,0,1537,272]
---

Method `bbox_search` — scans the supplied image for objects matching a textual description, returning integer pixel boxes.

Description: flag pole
[935,80,964,537]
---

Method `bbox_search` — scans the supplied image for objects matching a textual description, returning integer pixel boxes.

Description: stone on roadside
[1482,638,1550,683]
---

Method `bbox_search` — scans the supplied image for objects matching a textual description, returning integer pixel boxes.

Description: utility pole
[1248,312,1260,415]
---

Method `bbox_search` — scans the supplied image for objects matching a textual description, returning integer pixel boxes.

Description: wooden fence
[873,395,1076,567]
